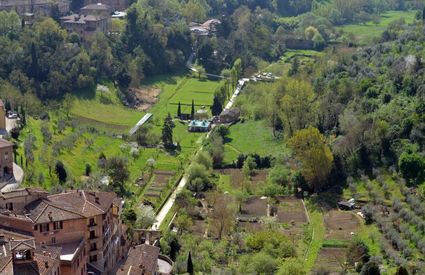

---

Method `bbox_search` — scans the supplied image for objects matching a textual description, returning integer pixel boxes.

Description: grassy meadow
[223,120,288,164]
[18,75,222,209]
[340,10,417,45]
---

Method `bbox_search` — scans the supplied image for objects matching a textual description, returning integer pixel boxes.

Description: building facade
[60,3,110,39]
[0,189,127,275]
[83,0,127,12]
[0,139,13,180]
[0,0,70,16]
[0,229,61,275]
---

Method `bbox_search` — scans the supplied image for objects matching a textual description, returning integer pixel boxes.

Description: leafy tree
[55,161,67,183]
[242,155,257,177]
[395,266,409,275]
[215,125,230,139]
[98,152,106,169]
[280,79,315,135]
[239,252,278,274]
[194,151,212,170]
[360,259,380,275]
[208,193,236,239]
[268,165,290,186]
[136,204,156,229]
[288,127,333,192]
[175,209,193,233]
[187,163,211,192]
[207,133,224,167]
[245,230,296,258]
[105,157,129,194]
[123,208,137,224]
[398,151,424,184]
[277,258,306,275]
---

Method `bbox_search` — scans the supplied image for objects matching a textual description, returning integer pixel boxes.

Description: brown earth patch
[324,210,360,240]
[274,196,308,224]
[240,196,268,217]
[130,86,161,111]
[314,247,347,274]
[216,169,268,188]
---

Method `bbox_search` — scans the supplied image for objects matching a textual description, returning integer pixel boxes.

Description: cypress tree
[162,113,174,146]
[177,102,181,118]
[191,100,195,120]
[423,7,425,22]
[187,251,193,275]
[211,95,223,116]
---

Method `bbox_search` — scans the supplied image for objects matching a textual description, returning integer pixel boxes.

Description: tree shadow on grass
[71,83,97,100]
[309,190,343,211]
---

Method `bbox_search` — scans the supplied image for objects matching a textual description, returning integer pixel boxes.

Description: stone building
[60,3,110,39]
[0,0,70,16]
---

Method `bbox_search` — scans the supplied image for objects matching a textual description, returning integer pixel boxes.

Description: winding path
[151,69,249,230]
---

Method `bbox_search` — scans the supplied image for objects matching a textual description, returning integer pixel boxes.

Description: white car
[7,112,18,119]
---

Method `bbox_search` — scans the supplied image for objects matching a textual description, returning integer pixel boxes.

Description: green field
[223,120,288,164]
[70,84,143,131]
[18,75,222,209]
[340,10,417,45]
[148,75,222,118]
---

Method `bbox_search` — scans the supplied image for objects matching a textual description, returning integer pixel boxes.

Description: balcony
[88,223,97,228]
[89,235,98,241]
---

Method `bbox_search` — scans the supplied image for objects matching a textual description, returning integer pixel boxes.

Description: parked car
[7,111,18,119]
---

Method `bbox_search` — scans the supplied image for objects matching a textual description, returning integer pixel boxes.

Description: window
[5,203,13,211]
[53,221,63,230]
[51,237,56,244]
[4,153,8,161]
[89,255,97,263]
[90,243,97,251]
[89,218,95,226]
[89,230,96,239]
[33,225,38,231]
[40,223,49,233]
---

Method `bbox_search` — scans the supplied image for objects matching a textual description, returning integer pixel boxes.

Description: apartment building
[0,189,126,275]
[0,228,61,275]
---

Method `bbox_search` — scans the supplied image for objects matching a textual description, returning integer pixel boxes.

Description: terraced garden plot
[240,196,268,217]
[324,210,361,241]
[145,170,176,199]
[217,169,268,188]
[313,247,347,274]
[274,196,308,224]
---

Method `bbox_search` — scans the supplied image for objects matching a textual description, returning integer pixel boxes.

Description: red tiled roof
[0,139,13,149]
[117,244,160,275]
[47,190,117,217]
